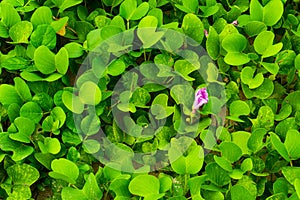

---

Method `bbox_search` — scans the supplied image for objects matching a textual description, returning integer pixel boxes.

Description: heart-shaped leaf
[38,137,61,154]
[62,90,84,114]
[34,45,56,75]
[79,81,102,105]
[0,84,22,106]
[20,102,43,123]
[137,16,164,48]
[168,137,204,174]
[254,31,283,58]
[9,117,35,143]
[241,67,264,89]
[30,6,53,28]
[49,158,79,184]
[222,33,248,53]
[119,0,149,20]
[151,94,174,119]
[174,60,198,81]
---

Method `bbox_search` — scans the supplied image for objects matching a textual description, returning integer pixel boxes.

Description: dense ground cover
[0,0,300,199]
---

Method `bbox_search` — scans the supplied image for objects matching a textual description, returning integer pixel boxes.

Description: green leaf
[219,142,243,163]
[244,21,267,37]
[182,13,204,45]
[222,33,248,52]
[224,52,250,66]
[242,78,274,99]
[260,62,279,75]
[254,31,282,58]
[295,179,300,199]
[79,81,102,105]
[82,139,100,154]
[247,128,267,153]
[282,167,300,185]
[1,57,30,70]
[9,117,35,143]
[275,118,298,139]
[137,16,164,48]
[295,54,300,70]
[206,26,220,60]
[51,16,69,32]
[14,77,32,102]
[231,185,255,200]
[7,163,39,185]
[170,84,194,115]
[53,0,83,13]
[174,60,198,81]
[51,106,66,128]
[270,132,290,161]
[241,158,253,172]
[175,0,198,13]
[34,45,56,75]
[231,131,251,155]
[82,173,103,199]
[38,137,61,154]
[103,0,124,7]
[249,0,283,26]
[0,133,34,161]
[0,84,22,106]
[131,87,151,108]
[251,106,274,130]
[30,24,57,50]
[61,187,83,200]
[119,0,136,20]
[64,42,84,58]
[262,0,283,26]
[151,94,174,119]
[0,21,9,38]
[107,59,126,76]
[34,153,55,170]
[241,67,264,89]
[131,2,149,20]
[62,90,84,114]
[250,0,263,22]
[81,114,100,136]
[283,91,300,112]
[129,175,160,197]
[20,102,43,123]
[0,2,21,28]
[275,104,292,121]
[30,6,53,28]
[188,175,207,200]
[119,0,149,20]
[55,47,69,75]
[7,103,20,122]
[168,137,204,174]
[49,158,79,184]
[284,129,300,160]
[206,162,231,186]
[20,71,63,82]
[9,21,33,43]
[214,155,233,172]
[229,100,250,117]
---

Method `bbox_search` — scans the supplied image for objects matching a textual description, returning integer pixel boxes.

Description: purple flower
[204,29,209,37]
[193,88,209,112]
[231,20,239,26]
